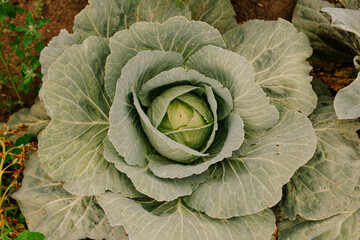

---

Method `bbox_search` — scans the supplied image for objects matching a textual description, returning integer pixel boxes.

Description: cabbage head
[12,0,330,239]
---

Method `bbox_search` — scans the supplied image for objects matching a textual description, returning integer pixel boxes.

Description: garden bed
[1,0,359,239]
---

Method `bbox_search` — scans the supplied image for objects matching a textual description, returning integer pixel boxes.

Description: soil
[231,0,297,23]
[0,0,355,123]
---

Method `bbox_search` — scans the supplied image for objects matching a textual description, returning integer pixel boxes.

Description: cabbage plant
[10,0,359,239]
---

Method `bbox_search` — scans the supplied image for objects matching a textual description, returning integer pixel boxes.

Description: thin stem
[2,161,17,173]
[0,48,23,106]
[0,138,6,199]
[1,181,16,208]
[1,209,6,235]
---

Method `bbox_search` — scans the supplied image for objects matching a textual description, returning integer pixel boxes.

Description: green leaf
[12,152,129,240]
[25,12,34,26]
[34,31,42,39]
[20,62,29,72]
[40,30,84,77]
[278,180,360,239]
[39,37,134,196]
[138,67,233,120]
[175,0,183,7]
[15,7,25,13]
[1,2,15,18]
[23,37,32,48]
[138,68,233,158]
[147,85,200,128]
[177,91,214,123]
[173,85,217,152]
[74,0,190,39]
[108,50,183,166]
[147,112,244,179]
[322,7,360,38]
[292,0,357,62]
[104,16,225,101]
[16,49,25,59]
[224,19,317,116]
[104,138,208,201]
[1,229,11,240]
[35,18,50,28]
[183,0,237,33]
[334,72,360,119]
[186,107,317,218]
[31,59,40,70]
[0,15,5,22]
[279,80,360,220]
[14,26,27,32]
[97,193,276,240]
[15,230,45,240]
[35,42,45,52]
[188,45,279,130]
[133,87,208,163]
[15,133,32,146]
[6,100,50,138]
[18,213,25,223]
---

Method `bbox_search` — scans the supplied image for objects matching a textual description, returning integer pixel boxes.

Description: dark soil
[310,60,357,92]
[0,0,353,123]
[231,0,297,23]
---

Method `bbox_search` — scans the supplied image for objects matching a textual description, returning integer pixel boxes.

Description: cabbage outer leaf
[74,0,190,39]
[97,192,276,240]
[187,45,279,130]
[185,107,317,218]
[104,138,209,201]
[292,0,357,62]
[279,80,360,220]
[278,179,360,240]
[12,152,128,240]
[224,19,317,116]
[39,37,137,196]
[182,0,237,34]
[322,7,360,38]
[5,100,50,138]
[40,30,84,78]
[104,16,225,101]
[334,72,360,119]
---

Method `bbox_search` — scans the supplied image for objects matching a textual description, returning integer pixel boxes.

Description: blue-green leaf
[224,19,317,116]
[104,16,225,101]
[39,37,132,195]
[98,193,276,240]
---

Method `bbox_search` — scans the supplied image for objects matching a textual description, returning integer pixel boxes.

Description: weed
[0,1,49,112]
[0,124,39,239]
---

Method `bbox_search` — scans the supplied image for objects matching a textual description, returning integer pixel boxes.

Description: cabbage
[11,0,359,239]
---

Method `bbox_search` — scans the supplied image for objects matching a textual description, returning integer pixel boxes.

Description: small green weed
[175,0,184,7]
[0,0,49,112]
